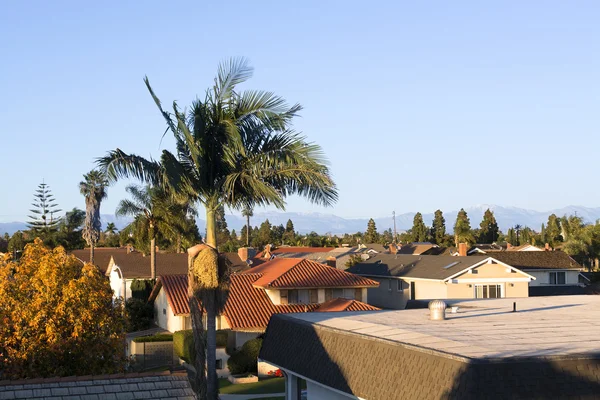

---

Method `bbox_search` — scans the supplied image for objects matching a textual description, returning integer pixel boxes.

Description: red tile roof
[245,258,379,289]
[315,298,380,312]
[151,273,379,330]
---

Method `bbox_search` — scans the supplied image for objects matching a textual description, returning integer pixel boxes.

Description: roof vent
[429,300,447,321]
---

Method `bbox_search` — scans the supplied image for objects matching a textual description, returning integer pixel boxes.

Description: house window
[216,359,223,369]
[288,290,299,304]
[309,289,319,304]
[475,284,502,299]
[354,288,362,301]
[549,272,566,285]
[397,280,403,292]
[280,290,288,305]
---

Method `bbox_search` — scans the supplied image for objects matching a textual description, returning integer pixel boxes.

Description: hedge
[133,333,173,343]
[227,338,263,374]
[130,279,155,301]
[174,330,196,364]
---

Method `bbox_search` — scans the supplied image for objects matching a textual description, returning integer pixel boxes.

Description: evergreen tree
[282,219,295,245]
[257,219,272,248]
[271,224,285,245]
[478,209,499,244]
[506,227,517,245]
[382,228,394,245]
[215,205,231,247]
[364,218,379,243]
[453,208,474,246]
[546,214,562,244]
[241,206,253,246]
[540,223,547,244]
[411,213,428,242]
[520,226,532,245]
[431,210,446,245]
[27,182,62,241]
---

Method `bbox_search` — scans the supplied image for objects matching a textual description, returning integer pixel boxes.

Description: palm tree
[79,170,108,264]
[105,222,118,235]
[98,58,337,399]
[116,185,174,279]
[241,206,253,247]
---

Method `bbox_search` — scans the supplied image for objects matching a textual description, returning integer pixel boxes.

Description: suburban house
[74,247,254,300]
[347,253,534,309]
[259,296,600,400]
[395,242,444,255]
[149,258,379,375]
[257,245,361,270]
[490,251,588,295]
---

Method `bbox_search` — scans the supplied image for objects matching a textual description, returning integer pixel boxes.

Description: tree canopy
[0,240,127,379]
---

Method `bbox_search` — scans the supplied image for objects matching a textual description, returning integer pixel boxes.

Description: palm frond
[97,149,161,185]
[216,57,253,102]
[116,199,144,218]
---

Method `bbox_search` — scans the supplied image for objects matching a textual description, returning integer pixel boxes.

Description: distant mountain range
[2,205,600,236]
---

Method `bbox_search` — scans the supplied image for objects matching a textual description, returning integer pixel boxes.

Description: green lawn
[219,377,286,395]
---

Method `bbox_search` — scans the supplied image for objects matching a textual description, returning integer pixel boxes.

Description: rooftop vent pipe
[429,300,447,321]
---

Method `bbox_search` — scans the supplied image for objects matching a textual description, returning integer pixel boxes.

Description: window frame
[397,280,403,292]
[475,284,502,299]
[549,271,566,285]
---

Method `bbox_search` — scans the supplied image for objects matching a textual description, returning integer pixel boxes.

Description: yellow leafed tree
[0,239,127,379]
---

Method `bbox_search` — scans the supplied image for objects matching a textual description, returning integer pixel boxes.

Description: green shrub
[125,298,154,332]
[227,350,252,375]
[130,279,155,301]
[133,333,173,343]
[227,338,263,374]
[174,329,196,364]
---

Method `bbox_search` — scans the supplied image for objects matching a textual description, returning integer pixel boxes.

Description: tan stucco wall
[412,280,448,300]
[365,278,409,309]
[455,261,520,279]
[446,282,475,298]
[505,281,528,297]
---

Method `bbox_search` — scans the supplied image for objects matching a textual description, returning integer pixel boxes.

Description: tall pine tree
[478,208,499,244]
[28,182,62,241]
[411,213,428,242]
[453,208,474,246]
[364,218,379,243]
[546,214,562,245]
[432,210,446,245]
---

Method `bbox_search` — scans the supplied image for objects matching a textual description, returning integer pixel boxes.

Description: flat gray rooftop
[289,295,600,360]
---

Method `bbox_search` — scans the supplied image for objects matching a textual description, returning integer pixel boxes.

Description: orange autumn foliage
[0,239,127,379]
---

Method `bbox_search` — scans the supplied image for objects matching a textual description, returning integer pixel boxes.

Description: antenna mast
[393,211,397,243]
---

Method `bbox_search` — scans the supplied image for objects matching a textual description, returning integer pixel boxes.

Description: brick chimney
[238,247,256,262]
[458,242,468,257]
[389,243,398,254]
[545,243,551,251]
[506,243,512,250]
[326,256,337,268]
[126,244,132,254]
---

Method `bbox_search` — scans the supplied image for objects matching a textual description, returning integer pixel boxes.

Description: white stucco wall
[108,266,133,300]
[154,288,185,333]
[527,270,581,286]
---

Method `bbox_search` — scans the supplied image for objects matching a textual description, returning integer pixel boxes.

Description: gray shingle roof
[346,254,490,280]
[490,251,583,270]
[0,371,196,399]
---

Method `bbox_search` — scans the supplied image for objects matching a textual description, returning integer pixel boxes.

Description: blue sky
[1,1,599,222]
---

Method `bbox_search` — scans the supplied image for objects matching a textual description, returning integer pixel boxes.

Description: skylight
[443,261,460,269]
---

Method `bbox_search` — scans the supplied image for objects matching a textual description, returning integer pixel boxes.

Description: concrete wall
[306,381,356,400]
[365,278,409,309]
[528,270,581,286]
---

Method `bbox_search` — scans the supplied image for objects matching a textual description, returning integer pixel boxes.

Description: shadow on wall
[259,313,600,400]
[443,357,600,399]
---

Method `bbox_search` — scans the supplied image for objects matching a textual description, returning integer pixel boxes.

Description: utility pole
[393,211,397,244]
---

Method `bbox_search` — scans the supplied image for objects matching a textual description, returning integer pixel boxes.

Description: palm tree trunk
[246,215,250,246]
[150,237,156,279]
[206,291,218,400]
[205,206,217,249]
[90,244,95,264]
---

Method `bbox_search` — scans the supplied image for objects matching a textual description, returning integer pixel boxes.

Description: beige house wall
[527,270,581,286]
[455,261,520,279]
[505,281,529,297]
[411,280,448,300]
